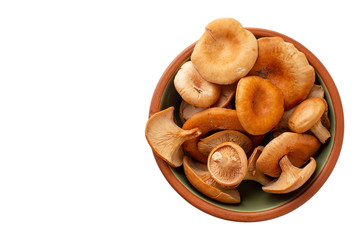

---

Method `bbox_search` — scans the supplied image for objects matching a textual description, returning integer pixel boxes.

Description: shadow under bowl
[148,28,344,222]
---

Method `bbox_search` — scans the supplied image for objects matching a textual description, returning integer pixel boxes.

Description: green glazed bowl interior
[149,28,344,221]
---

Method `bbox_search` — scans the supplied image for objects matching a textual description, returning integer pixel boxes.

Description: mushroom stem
[244,146,271,185]
[310,120,330,144]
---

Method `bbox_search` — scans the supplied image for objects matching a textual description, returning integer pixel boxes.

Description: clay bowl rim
[148,28,344,222]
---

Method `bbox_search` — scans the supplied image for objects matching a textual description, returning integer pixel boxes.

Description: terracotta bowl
[148,28,344,222]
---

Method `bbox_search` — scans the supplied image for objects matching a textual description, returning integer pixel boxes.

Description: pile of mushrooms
[145,18,331,204]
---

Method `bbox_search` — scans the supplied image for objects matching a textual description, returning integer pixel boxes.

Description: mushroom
[249,37,315,110]
[256,132,321,177]
[182,107,245,163]
[183,156,241,204]
[174,61,221,108]
[198,130,253,157]
[235,76,284,135]
[244,146,271,185]
[179,100,207,124]
[262,155,316,194]
[191,18,258,85]
[145,107,202,167]
[207,142,248,188]
[211,82,237,108]
[288,97,331,143]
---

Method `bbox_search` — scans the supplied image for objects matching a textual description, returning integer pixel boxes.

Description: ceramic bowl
[148,28,344,222]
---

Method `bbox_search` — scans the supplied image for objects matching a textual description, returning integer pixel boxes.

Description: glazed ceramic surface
[148,28,344,221]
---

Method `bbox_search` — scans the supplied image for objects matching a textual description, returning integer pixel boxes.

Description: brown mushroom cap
[235,76,284,135]
[244,146,271,185]
[262,155,316,194]
[182,108,245,163]
[183,156,241,204]
[256,132,321,177]
[174,61,221,108]
[249,37,315,110]
[145,107,202,167]
[198,130,253,156]
[191,18,258,85]
[207,142,248,188]
[289,97,330,143]
[289,97,325,133]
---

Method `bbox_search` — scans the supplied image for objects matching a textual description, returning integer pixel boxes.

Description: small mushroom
[183,156,241,204]
[249,37,315,110]
[235,76,284,135]
[145,107,202,167]
[182,108,245,163]
[262,155,316,194]
[174,61,221,108]
[256,132,321,177]
[244,146,271,185]
[288,97,331,143]
[207,142,248,188]
[198,130,253,157]
[191,18,258,85]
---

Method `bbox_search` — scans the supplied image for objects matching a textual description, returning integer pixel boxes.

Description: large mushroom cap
[182,108,245,163]
[207,142,248,188]
[249,37,315,110]
[174,61,221,108]
[183,156,241,204]
[262,156,317,194]
[191,18,258,85]
[256,132,321,177]
[145,107,202,167]
[235,76,284,135]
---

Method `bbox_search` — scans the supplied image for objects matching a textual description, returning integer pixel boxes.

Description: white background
[0,0,357,239]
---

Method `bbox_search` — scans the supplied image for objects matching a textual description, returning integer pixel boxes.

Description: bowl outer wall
[148,28,344,222]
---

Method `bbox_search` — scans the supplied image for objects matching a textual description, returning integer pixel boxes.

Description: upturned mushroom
[288,97,330,143]
[191,18,258,85]
[174,61,221,108]
[235,76,284,135]
[182,108,245,163]
[183,156,241,204]
[262,155,316,194]
[256,132,321,177]
[211,82,237,108]
[207,142,248,188]
[249,37,315,110]
[145,107,202,167]
[198,130,253,157]
[244,146,271,185]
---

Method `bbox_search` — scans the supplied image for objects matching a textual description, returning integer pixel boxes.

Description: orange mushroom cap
[191,18,258,85]
[235,76,284,135]
[249,37,315,110]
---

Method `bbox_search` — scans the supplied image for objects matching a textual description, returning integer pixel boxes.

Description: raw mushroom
[145,107,202,167]
[191,18,258,85]
[182,108,245,163]
[235,76,284,135]
[198,130,253,157]
[183,156,241,204]
[288,97,331,143]
[207,142,248,188]
[249,37,315,110]
[256,132,321,177]
[262,155,316,194]
[174,61,221,108]
[244,146,271,185]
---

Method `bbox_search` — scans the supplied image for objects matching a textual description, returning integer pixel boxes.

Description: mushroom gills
[183,156,241,204]
[244,146,271,185]
[145,107,202,167]
[262,156,316,194]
